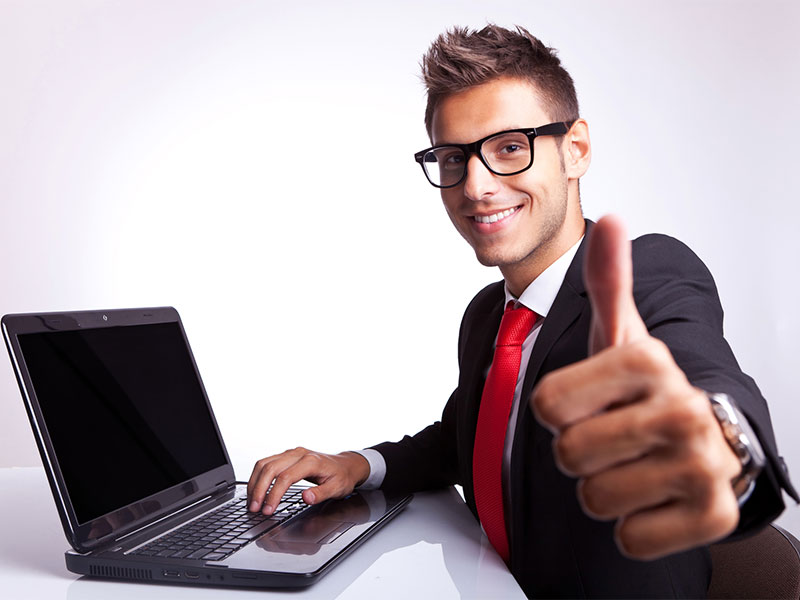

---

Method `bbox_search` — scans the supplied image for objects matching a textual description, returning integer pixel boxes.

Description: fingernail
[263,504,274,515]
[249,501,259,512]
[305,490,315,504]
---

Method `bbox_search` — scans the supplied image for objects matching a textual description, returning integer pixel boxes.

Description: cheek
[440,192,460,216]
[513,168,562,205]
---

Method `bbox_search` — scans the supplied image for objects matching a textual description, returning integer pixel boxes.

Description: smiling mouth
[472,206,520,224]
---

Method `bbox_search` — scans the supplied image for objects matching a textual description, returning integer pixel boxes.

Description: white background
[1,0,798,536]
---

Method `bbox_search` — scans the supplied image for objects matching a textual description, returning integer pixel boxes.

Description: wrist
[339,451,371,488]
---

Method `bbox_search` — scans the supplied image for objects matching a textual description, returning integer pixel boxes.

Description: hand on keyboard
[247,448,370,516]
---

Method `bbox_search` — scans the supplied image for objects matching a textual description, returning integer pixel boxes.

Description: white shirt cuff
[353,448,386,489]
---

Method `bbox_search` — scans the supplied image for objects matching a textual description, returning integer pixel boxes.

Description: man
[247,25,796,597]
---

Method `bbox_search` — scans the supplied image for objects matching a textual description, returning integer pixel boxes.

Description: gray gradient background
[1,0,798,538]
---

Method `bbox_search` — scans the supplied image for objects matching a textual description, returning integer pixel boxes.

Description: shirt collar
[503,236,584,318]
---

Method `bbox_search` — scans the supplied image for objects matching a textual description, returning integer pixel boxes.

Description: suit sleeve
[368,392,460,494]
[632,234,797,536]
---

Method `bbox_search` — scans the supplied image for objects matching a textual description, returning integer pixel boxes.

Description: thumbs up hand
[531,215,742,560]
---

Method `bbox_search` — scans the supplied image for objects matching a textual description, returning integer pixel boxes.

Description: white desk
[0,467,525,599]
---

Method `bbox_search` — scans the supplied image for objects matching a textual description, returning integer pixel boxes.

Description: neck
[500,213,585,297]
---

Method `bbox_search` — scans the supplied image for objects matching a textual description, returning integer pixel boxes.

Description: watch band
[707,392,765,505]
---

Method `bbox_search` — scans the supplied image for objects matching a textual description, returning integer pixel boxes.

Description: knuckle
[617,341,644,371]
[262,461,279,478]
[676,446,741,514]
[300,452,322,467]
[622,337,672,375]
[675,454,716,496]
[693,484,739,540]
[682,392,713,425]
[275,472,294,486]
[659,392,712,440]
[642,337,671,365]
[253,471,273,492]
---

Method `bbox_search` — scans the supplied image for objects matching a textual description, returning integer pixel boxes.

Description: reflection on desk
[0,467,525,599]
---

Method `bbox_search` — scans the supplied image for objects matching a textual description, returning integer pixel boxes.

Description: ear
[564,118,591,181]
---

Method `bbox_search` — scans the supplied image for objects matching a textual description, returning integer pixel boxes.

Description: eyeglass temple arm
[533,120,576,136]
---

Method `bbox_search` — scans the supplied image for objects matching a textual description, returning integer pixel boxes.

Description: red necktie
[473,301,537,563]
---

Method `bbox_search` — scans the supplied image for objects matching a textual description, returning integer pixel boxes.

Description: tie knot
[496,302,537,347]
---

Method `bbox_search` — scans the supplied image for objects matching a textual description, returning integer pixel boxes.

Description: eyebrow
[433,125,529,146]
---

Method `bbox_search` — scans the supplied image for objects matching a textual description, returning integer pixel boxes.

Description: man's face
[431,77,579,280]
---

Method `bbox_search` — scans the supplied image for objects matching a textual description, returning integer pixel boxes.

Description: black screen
[19,322,227,524]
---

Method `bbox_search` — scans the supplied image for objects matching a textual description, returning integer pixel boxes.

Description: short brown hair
[421,25,579,137]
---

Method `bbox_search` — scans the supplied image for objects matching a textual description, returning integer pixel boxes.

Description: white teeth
[473,207,518,224]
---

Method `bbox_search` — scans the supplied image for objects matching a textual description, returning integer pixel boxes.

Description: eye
[432,148,465,170]
[484,133,530,163]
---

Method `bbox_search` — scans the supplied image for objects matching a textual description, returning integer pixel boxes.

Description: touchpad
[270,518,355,544]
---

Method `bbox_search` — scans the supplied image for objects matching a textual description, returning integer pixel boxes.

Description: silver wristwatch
[707,392,765,505]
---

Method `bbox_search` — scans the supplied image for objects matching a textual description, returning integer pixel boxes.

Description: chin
[472,248,521,268]
[474,253,499,267]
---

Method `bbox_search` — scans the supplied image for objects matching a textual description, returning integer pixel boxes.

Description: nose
[462,153,499,201]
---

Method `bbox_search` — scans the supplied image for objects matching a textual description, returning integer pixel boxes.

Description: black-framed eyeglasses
[413,121,575,189]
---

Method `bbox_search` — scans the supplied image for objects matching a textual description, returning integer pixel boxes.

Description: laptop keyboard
[131,486,308,561]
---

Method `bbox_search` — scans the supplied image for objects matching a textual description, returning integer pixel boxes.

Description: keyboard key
[204,553,225,561]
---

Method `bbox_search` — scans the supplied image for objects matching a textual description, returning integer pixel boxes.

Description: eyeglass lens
[422,131,532,187]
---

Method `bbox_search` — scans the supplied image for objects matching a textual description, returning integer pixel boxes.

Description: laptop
[1,306,412,588]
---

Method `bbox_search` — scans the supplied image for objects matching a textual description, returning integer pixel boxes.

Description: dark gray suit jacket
[372,220,797,598]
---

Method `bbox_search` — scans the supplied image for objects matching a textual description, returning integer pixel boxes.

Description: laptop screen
[18,321,227,525]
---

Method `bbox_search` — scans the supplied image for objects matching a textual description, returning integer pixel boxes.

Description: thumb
[302,478,350,505]
[584,215,649,355]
